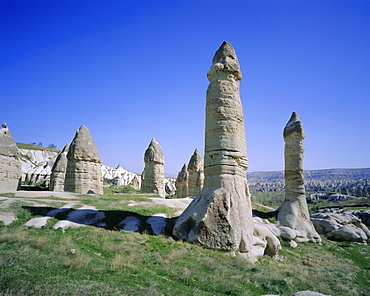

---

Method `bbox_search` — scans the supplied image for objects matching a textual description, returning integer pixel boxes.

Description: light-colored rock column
[141,138,165,198]
[176,163,188,198]
[277,112,321,243]
[173,41,255,256]
[49,144,69,192]
[0,123,21,191]
[64,125,103,195]
[187,148,204,197]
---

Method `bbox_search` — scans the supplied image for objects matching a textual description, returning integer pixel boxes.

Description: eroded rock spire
[0,123,21,191]
[173,41,254,256]
[176,163,188,198]
[187,148,204,197]
[64,125,103,194]
[49,144,69,192]
[277,112,321,243]
[141,138,165,198]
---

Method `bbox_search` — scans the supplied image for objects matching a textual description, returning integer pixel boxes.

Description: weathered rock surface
[291,291,331,296]
[102,164,138,187]
[49,144,69,191]
[176,164,188,198]
[64,125,103,195]
[20,148,58,187]
[141,138,165,198]
[0,123,22,191]
[310,210,370,243]
[187,148,204,197]
[165,178,176,196]
[173,42,266,259]
[277,112,321,243]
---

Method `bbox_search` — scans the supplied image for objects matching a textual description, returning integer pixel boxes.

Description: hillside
[247,168,370,199]
[247,168,370,184]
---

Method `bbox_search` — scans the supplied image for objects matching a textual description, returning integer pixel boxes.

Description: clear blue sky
[1,0,369,177]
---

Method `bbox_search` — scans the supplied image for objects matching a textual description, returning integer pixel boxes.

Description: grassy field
[0,192,369,296]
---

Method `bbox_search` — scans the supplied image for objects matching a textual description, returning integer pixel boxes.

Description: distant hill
[247,168,370,184]
[247,168,370,198]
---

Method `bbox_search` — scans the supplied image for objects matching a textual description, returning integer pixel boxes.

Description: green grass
[16,142,60,153]
[0,195,369,295]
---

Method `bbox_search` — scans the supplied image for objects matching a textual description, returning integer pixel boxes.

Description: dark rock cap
[283,112,305,139]
[144,138,164,164]
[67,125,101,163]
[211,41,242,80]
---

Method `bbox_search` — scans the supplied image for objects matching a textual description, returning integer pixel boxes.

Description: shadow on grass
[22,206,177,236]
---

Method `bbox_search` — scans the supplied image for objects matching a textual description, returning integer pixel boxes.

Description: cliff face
[19,147,59,187]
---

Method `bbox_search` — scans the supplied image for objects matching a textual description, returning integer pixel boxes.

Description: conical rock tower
[173,42,254,256]
[277,112,321,243]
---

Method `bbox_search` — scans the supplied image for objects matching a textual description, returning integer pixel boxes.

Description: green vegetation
[307,198,370,214]
[16,142,60,153]
[1,193,369,295]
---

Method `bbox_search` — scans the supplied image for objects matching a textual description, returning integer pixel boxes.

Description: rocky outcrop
[187,148,204,197]
[176,164,188,198]
[173,42,269,260]
[141,138,165,198]
[165,178,176,196]
[0,123,22,191]
[310,210,370,243]
[101,164,138,187]
[49,144,69,191]
[64,125,103,195]
[277,113,321,243]
[20,149,58,186]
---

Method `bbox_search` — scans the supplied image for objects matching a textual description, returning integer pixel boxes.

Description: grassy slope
[0,193,369,296]
[16,142,61,153]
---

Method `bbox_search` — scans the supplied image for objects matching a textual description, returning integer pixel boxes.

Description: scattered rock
[280,226,297,241]
[147,213,167,234]
[292,291,331,296]
[118,216,141,232]
[311,211,369,243]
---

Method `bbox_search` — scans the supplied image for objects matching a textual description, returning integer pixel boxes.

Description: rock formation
[0,123,21,191]
[64,125,103,195]
[277,112,321,243]
[176,164,188,198]
[310,210,370,243]
[49,144,69,192]
[20,148,58,187]
[173,42,259,257]
[187,148,204,196]
[141,138,165,198]
[101,164,137,187]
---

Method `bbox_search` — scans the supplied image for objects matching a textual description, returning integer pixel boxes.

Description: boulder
[310,211,369,243]
[0,123,22,191]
